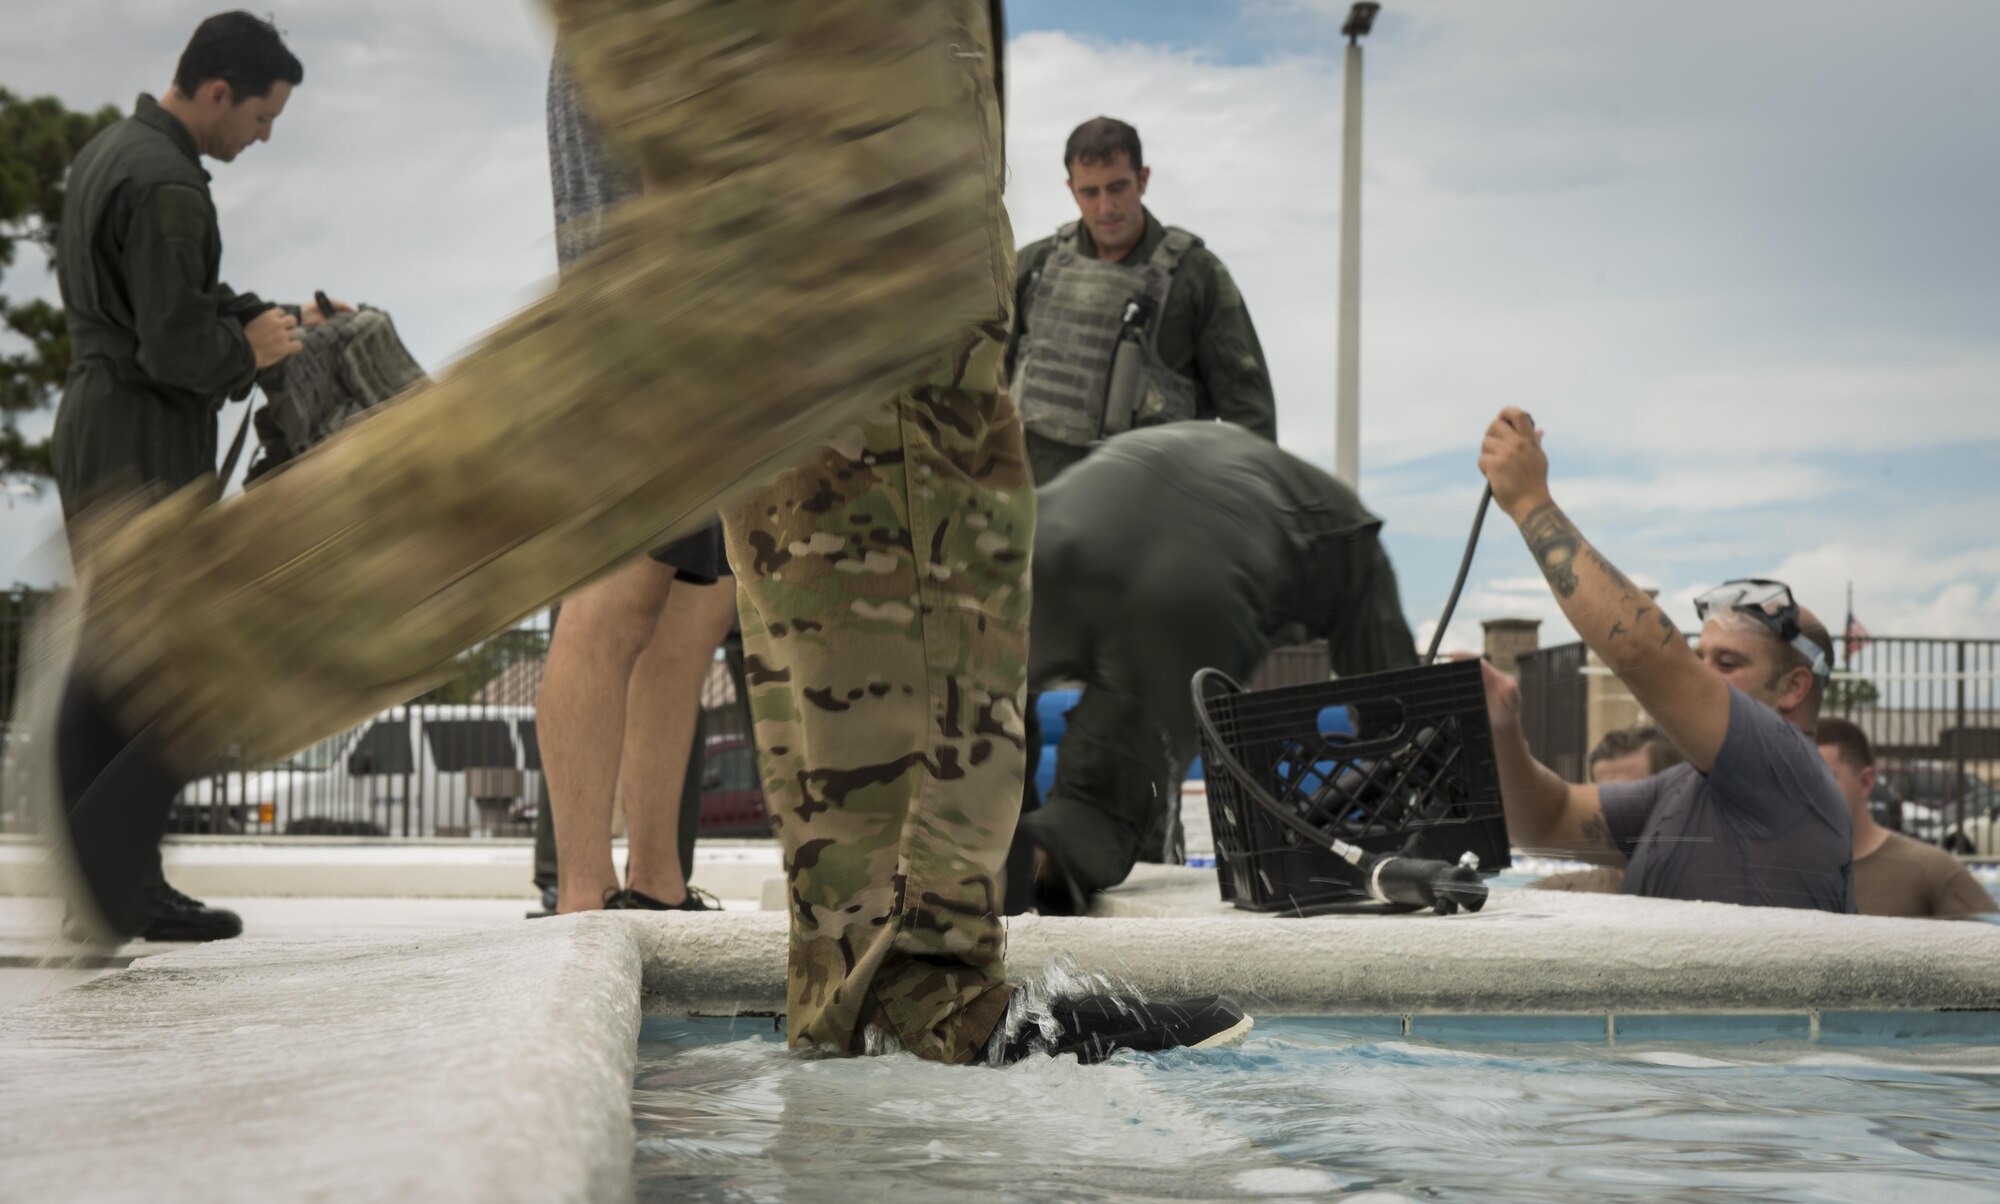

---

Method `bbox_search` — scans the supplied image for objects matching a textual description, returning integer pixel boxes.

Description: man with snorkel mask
[1476,408,1852,912]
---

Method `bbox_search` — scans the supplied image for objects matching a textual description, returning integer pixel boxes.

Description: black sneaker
[991,994,1253,1065]
[607,886,718,912]
[140,884,243,942]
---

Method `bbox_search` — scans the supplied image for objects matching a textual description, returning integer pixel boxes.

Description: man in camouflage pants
[45,0,1247,1065]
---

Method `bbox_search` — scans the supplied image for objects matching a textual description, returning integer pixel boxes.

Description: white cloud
[995,16,2000,645]
[6,3,2000,655]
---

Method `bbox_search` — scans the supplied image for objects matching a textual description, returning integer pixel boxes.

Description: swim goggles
[1692,578,1830,686]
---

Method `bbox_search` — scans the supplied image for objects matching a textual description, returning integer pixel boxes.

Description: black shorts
[647,520,728,585]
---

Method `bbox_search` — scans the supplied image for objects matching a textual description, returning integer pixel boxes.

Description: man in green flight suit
[51,11,342,942]
[1005,116,1277,486]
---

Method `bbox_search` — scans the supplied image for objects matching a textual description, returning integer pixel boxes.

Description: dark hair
[1064,116,1143,175]
[174,11,304,101]
[1588,724,1683,775]
[1814,716,1874,771]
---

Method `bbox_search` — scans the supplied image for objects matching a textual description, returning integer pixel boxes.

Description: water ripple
[633,1019,2000,1202]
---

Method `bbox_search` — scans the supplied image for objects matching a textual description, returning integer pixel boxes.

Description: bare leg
[537,558,675,913]
[621,576,739,904]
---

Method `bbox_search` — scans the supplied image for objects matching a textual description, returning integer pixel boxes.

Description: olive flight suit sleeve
[1191,256,1278,440]
[123,182,258,401]
[214,284,296,326]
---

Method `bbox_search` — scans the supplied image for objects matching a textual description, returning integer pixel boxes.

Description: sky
[3,0,1998,659]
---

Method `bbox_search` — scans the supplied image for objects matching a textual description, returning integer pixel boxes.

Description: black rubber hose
[1423,485,1493,664]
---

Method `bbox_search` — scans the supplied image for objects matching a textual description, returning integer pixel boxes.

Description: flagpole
[1845,581,1854,669]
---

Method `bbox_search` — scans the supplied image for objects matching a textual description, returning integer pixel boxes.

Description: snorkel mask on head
[1692,578,1830,688]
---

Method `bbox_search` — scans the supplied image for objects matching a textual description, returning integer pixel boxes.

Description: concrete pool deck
[3,864,1998,1202]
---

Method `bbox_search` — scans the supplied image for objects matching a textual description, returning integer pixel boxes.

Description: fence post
[402,706,414,839]
[1956,639,1969,841]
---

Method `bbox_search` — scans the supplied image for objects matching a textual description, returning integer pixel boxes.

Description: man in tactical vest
[50,11,344,943]
[1014,423,1420,914]
[1006,117,1277,485]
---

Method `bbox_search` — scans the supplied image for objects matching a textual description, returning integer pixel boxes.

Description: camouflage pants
[726,357,1030,1062]
[60,1,1020,1059]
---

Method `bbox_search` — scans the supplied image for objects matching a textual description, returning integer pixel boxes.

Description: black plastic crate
[1194,658,1509,913]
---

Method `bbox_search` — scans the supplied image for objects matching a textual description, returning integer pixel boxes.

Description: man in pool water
[1476,408,1853,912]
[1814,718,1992,918]
[40,0,1250,1066]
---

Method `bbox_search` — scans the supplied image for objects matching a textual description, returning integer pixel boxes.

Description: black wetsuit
[1017,423,1419,908]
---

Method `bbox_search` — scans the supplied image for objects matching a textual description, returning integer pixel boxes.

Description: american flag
[1844,611,1871,667]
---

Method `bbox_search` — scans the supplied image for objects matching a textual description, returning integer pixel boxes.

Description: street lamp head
[1343,2,1380,42]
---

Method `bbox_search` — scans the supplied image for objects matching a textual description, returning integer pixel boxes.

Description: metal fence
[1516,641,1590,786]
[12,579,1998,852]
[1517,633,2000,849]
[0,588,761,840]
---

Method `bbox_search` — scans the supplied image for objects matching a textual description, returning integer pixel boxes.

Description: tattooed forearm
[1580,812,1614,855]
[1519,503,1581,599]
[1520,498,1684,658]
[1585,545,1641,602]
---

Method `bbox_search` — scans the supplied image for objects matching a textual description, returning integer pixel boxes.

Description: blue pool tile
[1410,1014,1610,1044]
[1611,1012,1811,1043]
[1819,1010,2000,1045]
[1309,1015,1409,1038]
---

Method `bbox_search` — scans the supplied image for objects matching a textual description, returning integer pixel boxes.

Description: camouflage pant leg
[727,342,1033,1065]
[62,0,1011,775]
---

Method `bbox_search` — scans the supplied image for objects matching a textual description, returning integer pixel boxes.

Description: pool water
[633,1013,2000,1202]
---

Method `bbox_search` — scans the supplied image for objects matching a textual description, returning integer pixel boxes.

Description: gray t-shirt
[1598,686,1854,912]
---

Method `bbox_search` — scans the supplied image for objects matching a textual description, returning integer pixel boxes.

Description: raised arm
[1478,408,1731,772]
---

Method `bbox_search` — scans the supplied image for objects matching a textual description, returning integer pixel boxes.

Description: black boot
[140,884,243,942]
[1029,843,1094,917]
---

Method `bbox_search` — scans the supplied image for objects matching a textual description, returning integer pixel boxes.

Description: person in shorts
[535,55,738,912]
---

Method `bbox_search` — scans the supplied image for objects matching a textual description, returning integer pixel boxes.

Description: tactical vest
[1012,221,1205,448]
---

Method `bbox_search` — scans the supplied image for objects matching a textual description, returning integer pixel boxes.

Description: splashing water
[981,951,1147,1063]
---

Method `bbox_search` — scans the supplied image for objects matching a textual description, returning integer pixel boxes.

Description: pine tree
[0,87,120,483]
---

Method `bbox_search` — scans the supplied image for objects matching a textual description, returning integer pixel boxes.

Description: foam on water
[634,1016,2000,1202]
[979,950,1145,1062]
[1625,1050,1738,1069]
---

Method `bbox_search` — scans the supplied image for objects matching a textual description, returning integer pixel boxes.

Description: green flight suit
[51,94,271,517]
[1006,206,1277,483]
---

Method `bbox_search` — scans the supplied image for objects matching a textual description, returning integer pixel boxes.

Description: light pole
[1335,2,1378,490]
